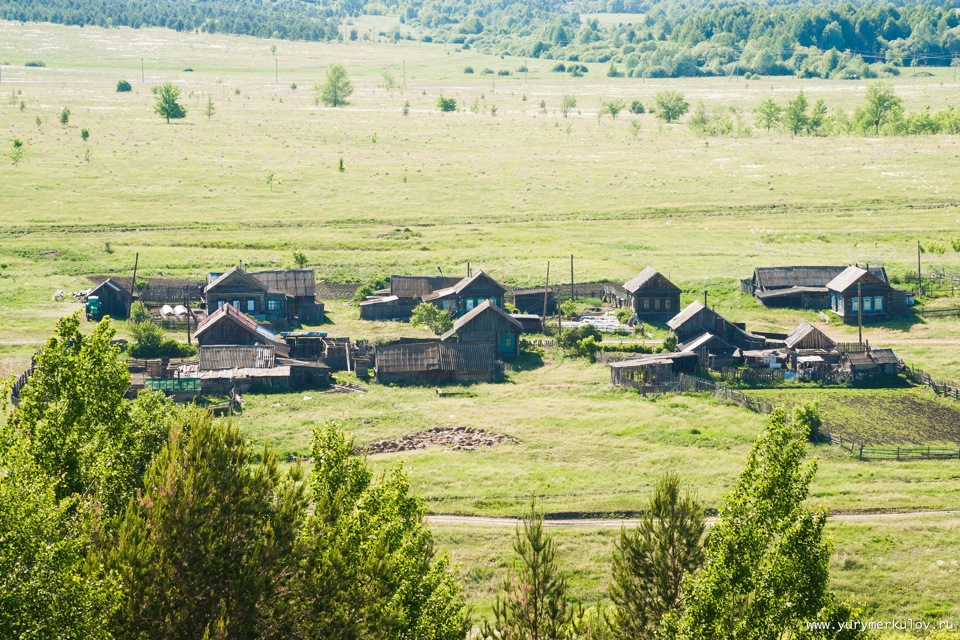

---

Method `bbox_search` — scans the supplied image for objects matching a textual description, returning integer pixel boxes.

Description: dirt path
[426,510,960,529]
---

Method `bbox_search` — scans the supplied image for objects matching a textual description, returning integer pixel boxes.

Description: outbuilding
[441,300,523,360]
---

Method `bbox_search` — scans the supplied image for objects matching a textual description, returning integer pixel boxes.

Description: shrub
[24,60,46,67]
[116,80,132,92]
[437,95,457,112]
[353,275,389,303]
[952,238,960,253]
[497,69,510,76]
[629,100,645,114]
[517,64,528,72]
[551,63,566,72]
[410,302,454,335]
[481,68,494,75]
[615,307,633,324]
[129,320,197,359]
[464,66,474,74]
[129,301,151,324]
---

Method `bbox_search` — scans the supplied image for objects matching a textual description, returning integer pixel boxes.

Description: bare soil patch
[365,426,518,454]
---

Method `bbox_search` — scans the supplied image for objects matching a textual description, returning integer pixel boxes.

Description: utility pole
[542,261,551,319]
[569,255,574,303]
[184,290,192,346]
[918,240,922,296]
[857,280,863,346]
[129,252,139,318]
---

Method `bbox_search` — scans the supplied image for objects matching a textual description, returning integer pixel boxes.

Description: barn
[441,300,523,360]
[608,351,700,387]
[784,322,836,351]
[374,342,498,384]
[623,267,681,321]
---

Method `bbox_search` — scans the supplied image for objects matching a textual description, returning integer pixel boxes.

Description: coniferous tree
[482,499,580,640]
[608,473,705,640]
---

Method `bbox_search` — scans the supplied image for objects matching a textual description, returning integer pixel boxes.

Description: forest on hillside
[2,0,959,77]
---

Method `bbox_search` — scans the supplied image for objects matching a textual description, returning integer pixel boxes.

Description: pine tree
[482,499,579,640]
[608,473,705,639]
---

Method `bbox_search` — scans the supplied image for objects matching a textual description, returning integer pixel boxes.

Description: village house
[783,321,837,351]
[744,265,890,308]
[669,301,765,351]
[840,346,900,379]
[826,266,911,324]
[373,341,499,384]
[440,300,523,360]
[360,270,508,321]
[194,302,290,356]
[204,267,324,328]
[623,267,682,321]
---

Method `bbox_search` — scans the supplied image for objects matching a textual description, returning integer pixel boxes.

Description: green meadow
[3,21,960,628]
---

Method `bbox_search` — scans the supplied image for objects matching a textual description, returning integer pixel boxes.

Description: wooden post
[857,280,863,346]
[129,252,139,318]
[542,261,550,319]
[918,240,922,296]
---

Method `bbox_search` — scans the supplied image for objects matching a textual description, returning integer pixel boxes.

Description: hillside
[3,0,958,77]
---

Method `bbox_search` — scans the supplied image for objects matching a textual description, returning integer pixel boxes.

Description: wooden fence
[717,367,785,382]
[903,364,960,401]
[917,306,960,318]
[9,362,35,408]
[622,374,777,414]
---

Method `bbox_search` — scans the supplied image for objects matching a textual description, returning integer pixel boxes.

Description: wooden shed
[88,278,132,319]
[784,322,836,351]
[510,287,556,315]
[374,342,498,384]
[624,267,681,321]
[608,351,700,386]
[250,269,325,324]
[194,303,290,357]
[441,300,523,360]
[748,265,889,309]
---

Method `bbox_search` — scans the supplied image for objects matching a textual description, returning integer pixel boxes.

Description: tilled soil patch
[364,426,518,454]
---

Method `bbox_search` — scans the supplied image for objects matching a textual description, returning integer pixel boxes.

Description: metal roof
[608,351,698,369]
[199,345,275,370]
[250,270,316,298]
[679,331,718,352]
[390,275,462,299]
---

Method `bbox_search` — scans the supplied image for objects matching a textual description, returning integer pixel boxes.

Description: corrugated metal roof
[679,331,717,352]
[199,345,275,370]
[390,275,462,299]
[195,303,289,355]
[250,270,316,298]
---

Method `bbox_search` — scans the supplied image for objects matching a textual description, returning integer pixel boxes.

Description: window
[217,300,225,310]
[654,299,661,310]
[643,299,650,310]
[664,299,671,311]
[851,297,859,312]
[232,299,241,309]
[466,299,475,311]
[267,299,281,312]
[862,297,872,312]
[874,296,884,311]
[246,299,256,312]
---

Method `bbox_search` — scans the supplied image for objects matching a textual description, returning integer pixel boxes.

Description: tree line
[2,314,867,638]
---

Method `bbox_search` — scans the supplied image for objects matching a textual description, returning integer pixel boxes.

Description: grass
[432,513,960,627]
[3,21,960,629]
[748,386,960,445]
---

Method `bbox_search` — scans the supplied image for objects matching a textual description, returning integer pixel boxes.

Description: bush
[629,100,645,114]
[437,95,457,112]
[24,60,46,67]
[497,69,510,76]
[410,302,454,335]
[129,320,197,359]
[481,68,494,75]
[353,275,389,303]
[464,66,474,74]
[551,63,566,72]
[116,80,132,92]
[129,301,150,324]
[615,307,634,324]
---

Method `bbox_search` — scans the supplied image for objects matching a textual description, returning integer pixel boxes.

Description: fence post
[896,446,900,461]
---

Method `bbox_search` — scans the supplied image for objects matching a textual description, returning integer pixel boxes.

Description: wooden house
[374,342,498,384]
[840,347,900,379]
[510,287,556,315]
[608,351,700,386]
[249,269,325,324]
[826,267,898,324]
[441,300,523,360]
[747,265,889,308]
[784,322,836,351]
[88,278,132,319]
[194,303,290,357]
[667,301,765,352]
[623,267,681,321]
[422,270,508,317]
[205,267,291,327]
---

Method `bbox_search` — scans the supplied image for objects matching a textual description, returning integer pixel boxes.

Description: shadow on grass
[509,351,545,373]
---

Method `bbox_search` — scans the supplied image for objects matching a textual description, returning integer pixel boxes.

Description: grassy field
[4,21,960,630]
[433,512,960,626]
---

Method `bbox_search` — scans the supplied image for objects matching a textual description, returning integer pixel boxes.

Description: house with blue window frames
[826,266,900,324]
[421,270,508,317]
[204,267,291,327]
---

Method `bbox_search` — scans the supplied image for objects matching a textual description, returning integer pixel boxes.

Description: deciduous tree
[153,81,187,123]
[755,98,782,132]
[854,82,902,135]
[654,90,689,123]
[316,63,354,107]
